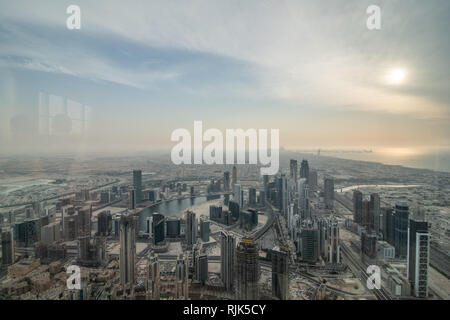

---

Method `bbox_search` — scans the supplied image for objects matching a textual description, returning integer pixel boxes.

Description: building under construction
[235,236,260,300]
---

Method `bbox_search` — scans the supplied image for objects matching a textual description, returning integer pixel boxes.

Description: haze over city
[1,0,449,171]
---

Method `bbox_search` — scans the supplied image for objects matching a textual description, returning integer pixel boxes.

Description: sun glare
[387,68,406,84]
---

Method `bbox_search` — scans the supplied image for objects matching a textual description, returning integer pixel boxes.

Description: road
[340,243,392,300]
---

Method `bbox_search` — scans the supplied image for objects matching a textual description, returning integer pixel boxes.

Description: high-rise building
[298,178,310,219]
[239,209,258,231]
[220,230,235,290]
[263,175,269,195]
[16,218,40,247]
[223,171,231,191]
[394,203,409,258]
[200,218,210,242]
[185,210,197,247]
[147,251,160,299]
[233,184,242,207]
[277,175,288,217]
[120,214,136,287]
[248,188,257,207]
[1,228,15,266]
[258,190,266,207]
[327,218,341,264]
[77,235,106,267]
[324,177,334,209]
[362,199,372,231]
[196,254,208,285]
[129,189,136,210]
[100,191,111,204]
[209,205,223,221]
[166,217,181,238]
[232,166,237,187]
[271,246,289,300]
[361,229,377,259]
[300,159,309,183]
[370,193,381,234]
[318,219,328,259]
[152,213,165,245]
[301,228,319,262]
[145,216,153,237]
[353,190,363,224]
[41,221,61,244]
[175,253,189,299]
[385,208,395,245]
[97,210,112,236]
[133,170,142,204]
[228,201,240,221]
[308,170,318,191]
[289,159,298,182]
[64,217,78,241]
[236,237,260,300]
[407,218,430,298]
[77,207,91,236]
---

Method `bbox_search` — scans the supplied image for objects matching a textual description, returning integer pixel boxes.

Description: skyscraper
[362,199,371,232]
[1,228,15,266]
[327,218,341,264]
[353,190,363,224]
[394,203,409,258]
[77,207,91,236]
[301,228,319,262]
[236,237,260,300]
[324,177,334,209]
[196,254,208,285]
[233,184,242,207]
[298,178,310,219]
[370,193,381,234]
[408,217,430,298]
[175,253,189,299]
[152,213,165,245]
[129,189,136,210]
[185,210,197,247]
[147,251,160,299]
[361,229,377,259]
[133,170,142,204]
[228,200,240,221]
[263,175,269,195]
[300,159,309,183]
[97,210,112,236]
[232,166,237,187]
[248,188,257,207]
[223,171,231,191]
[220,230,235,290]
[289,159,298,182]
[277,175,288,217]
[166,217,181,238]
[200,218,210,242]
[120,214,136,287]
[271,246,289,300]
[385,208,395,245]
[308,170,318,191]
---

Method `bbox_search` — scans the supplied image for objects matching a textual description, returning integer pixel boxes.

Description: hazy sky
[0,0,449,155]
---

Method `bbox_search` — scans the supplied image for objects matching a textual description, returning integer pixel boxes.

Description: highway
[340,243,392,300]
[259,260,360,297]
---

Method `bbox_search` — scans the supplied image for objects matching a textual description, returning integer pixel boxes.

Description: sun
[387,68,406,84]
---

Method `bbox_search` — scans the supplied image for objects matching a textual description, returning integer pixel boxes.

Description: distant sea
[321,148,450,173]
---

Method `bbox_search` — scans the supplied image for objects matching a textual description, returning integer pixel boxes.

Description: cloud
[0,0,449,151]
